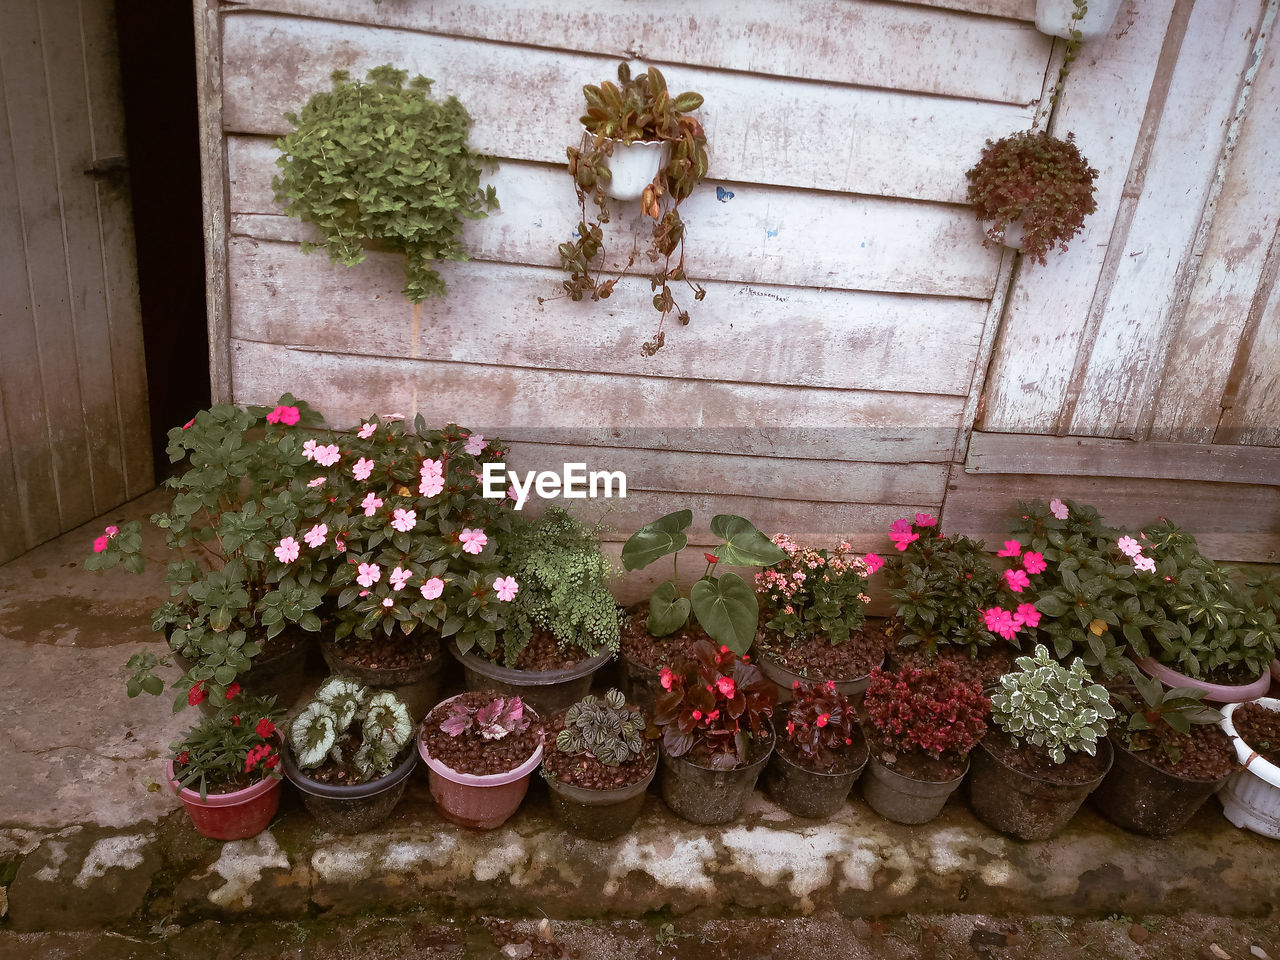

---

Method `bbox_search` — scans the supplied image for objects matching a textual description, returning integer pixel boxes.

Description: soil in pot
[420,690,543,776]
[453,629,612,714]
[860,748,968,825]
[541,710,659,839]
[660,725,774,825]
[969,729,1112,840]
[1231,702,1280,765]
[282,737,418,835]
[320,631,447,720]
[891,644,1018,689]
[618,608,711,709]
[763,731,868,818]
[756,619,897,701]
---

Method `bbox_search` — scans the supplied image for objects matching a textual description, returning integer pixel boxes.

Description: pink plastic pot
[167,761,281,840]
[1135,656,1271,705]
[1271,659,1280,684]
[418,695,543,830]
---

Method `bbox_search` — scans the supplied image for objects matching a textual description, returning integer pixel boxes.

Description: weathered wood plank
[228,237,987,396]
[196,0,232,402]
[228,138,1002,299]
[0,377,28,563]
[909,0,1036,19]
[1151,16,1280,443]
[965,431,1280,485]
[942,467,1280,563]
[498,441,949,505]
[226,2,1048,106]
[228,338,965,462]
[978,0,1177,433]
[1219,275,1280,446]
[1067,0,1266,437]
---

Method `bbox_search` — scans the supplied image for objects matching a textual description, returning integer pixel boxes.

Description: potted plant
[88,396,327,711]
[166,695,284,840]
[965,129,1098,265]
[1089,671,1234,837]
[969,645,1115,840]
[1218,697,1280,838]
[619,511,786,708]
[860,660,988,825]
[540,688,658,839]
[281,677,417,834]
[452,508,619,713]
[417,691,544,829]
[753,535,888,702]
[1243,570,1280,682]
[296,415,520,718]
[762,680,868,819]
[553,63,710,355]
[654,640,777,824]
[272,64,498,303]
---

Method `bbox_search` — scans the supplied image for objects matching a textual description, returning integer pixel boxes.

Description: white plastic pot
[602,139,667,201]
[982,219,1025,251]
[1035,0,1123,41]
[1218,698,1280,838]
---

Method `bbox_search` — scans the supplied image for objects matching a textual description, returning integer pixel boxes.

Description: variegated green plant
[990,645,1115,764]
[554,689,646,767]
[289,676,412,782]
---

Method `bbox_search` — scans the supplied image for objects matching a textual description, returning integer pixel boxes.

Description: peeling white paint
[74,834,148,888]
[207,832,289,907]
[602,834,715,897]
[384,836,457,872]
[473,835,527,884]
[980,859,1014,887]
[721,825,845,909]
[839,839,882,892]
[312,844,377,883]
[33,840,68,883]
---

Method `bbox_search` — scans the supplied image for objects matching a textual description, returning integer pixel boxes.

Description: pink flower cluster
[265,404,300,426]
[419,458,444,498]
[91,524,120,553]
[754,534,871,604]
[993,540,1047,593]
[982,603,1042,641]
[1118,534,1157,573]
[888,513,937,551]
[302,439,340,467]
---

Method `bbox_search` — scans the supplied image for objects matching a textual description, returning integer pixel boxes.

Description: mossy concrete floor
[2,492,1277,959]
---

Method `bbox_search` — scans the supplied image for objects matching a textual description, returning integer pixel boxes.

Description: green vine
[272,64,498,303]
[1049,0,1089,106]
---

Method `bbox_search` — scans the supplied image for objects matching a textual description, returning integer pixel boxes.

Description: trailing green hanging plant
[273,64,498,303]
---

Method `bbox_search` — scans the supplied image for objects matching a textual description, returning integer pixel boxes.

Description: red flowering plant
[653,640,778,769]
[754,535,874,644]
[863,660,989,770]
[168,694,284,801]
[780,680,865,772]
[86,395,328,710]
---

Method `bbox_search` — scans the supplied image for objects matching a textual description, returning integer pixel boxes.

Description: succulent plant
[991,645,1115,764]
[555,689,646,767]
[289,676,413,781]
[440,696,530,741]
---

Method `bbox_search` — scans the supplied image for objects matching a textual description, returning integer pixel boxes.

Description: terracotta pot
[861,753,968,825]
[1088,732,1231,837]
[1218,698,1280,839]
[281,738,419,835]
[1035,0,1122,40]
[968,736,1112,840]
[544,755,658,840]
[449,640,612,715]
[167,760,281,840]
[418,694,543,830]
[320,636,448,721]
[1134,656,1271,705]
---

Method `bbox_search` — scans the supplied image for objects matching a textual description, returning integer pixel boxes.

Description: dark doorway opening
[113,0,210,477]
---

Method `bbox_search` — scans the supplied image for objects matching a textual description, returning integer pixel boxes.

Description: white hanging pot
[1035,0,1122,41]
[602,138,668,201]
[1218,698,1280,839]
[982,219,1025,251]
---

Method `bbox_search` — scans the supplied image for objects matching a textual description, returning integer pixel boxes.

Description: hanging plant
[272,64,498,303]
[549,63,710,356]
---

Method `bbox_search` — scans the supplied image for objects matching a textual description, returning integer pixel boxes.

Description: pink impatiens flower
[1117,536,1142,558]
[382,597,394,608]
[390,508,416,533]
[356,563,381,588]
[997,540,1023,558]
[864,553,885,574]
[1022,551,1047,575]
[357,422,376,439]
[1049,498,1069,520]
[914,513,938,527]
[266,404,300,426]
[419,458,444,498]
[493,576,519,602]
[459,528,487,555]
[1133,555,1157,573]
[420,577,445,600]
[889,518,913,534]
[308,476,326,488]
[890,531,919,551]
[274,537,300,564]
[353,458,374,482]
[312,444,341,467]
[389,566,411,591]
[1004,568,1031,593]
[1014,603,1042,629]
[361,492,383,517]
[464,433,487,456]
[983,607,1020,641]
[92,535,110,553]
[303,524,327,548]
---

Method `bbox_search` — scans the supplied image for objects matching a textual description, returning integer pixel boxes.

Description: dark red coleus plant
[653,640,777,769]
[783,680,861,770]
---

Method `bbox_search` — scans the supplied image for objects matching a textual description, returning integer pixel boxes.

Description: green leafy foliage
[1109,669,1221,765]
[273,65,498,303]
[755,535,872,645]
[991,645,1115,765]
[169,696,283,800]
[289,677,412,782]
[554,689,646,767]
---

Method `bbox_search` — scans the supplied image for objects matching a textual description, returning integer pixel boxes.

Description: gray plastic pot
[449,640,612,715]
[619,653,663,714]
[320,637,447,721]
[968,736,1112,840]
[1088,734,1230,837]
[544,756,659,840]
[862,752,968,825]
[281,739,418,835]
[659,725,774,825]
[763,739,867,819]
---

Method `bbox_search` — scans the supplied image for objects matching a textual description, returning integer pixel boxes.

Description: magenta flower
[420,577,445,600]
[1049,498,1069,520]
[1116,536,1142,558]
[104,525,119,537]
[889,531,919,551]
[914,513,938,527]
[356,563,381,588]
[1022,551,1047,575]
[92,535,110,553]
[389,566,411,591]
[274,537,300,564]
[864,553,884,574]
[390,508,416,533]
[266,404,300,426]
[1004,568,1030,593]
[182,418,194,430]
[335,539,345,551]
[889,517,913,535]
[459,528,487,555]
[1133,555,1156,573]
[983,607,1020,640]
[715,675,736,698]
[493,576,519,602]
[353,458,374,482]
[357,422,376,439]
[361,492,383,517]
[1014,603,1041,629]
[313,444,341,467]
[303,523,327,548]
[997,540,1022,558]
[464,433,487,456]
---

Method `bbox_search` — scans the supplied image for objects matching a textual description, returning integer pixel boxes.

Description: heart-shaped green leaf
[648,581,691,636]
[622,510,692,570]
[709,515,786,567]
[691,572,759,654]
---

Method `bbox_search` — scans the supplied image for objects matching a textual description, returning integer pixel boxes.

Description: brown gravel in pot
[1117,723,1236,781]
[890,643,1019,688]
[541,711,657,790]
[420,690,543,776]
[756,618,900,679]
[325,630,440,670]
[980,728,1109,784]
[776,729,867,775]
[1232,702,1280,766]
[618,607,709,670]
[472,627,599,671]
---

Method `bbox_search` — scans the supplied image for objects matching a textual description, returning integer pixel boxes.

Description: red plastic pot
[167,760,281,840]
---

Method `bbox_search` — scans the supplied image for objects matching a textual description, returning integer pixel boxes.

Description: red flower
[264,753,280,770]
[256,718,276,739]
[659,667,675,691]
[224,683,241,701]
[232,715,241,727]
[691,710,703,720]
[704,553,719,564]
[715,675,736,698]
[816,713,830,728]
[187,681,205,706]
[175,751,189,766]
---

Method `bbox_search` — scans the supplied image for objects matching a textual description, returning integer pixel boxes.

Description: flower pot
[619,652,663,713]
[763,741,867,819]
[1218,698,1280,838]
[281,737,419,834]
[418,694,543,830]
[861,753,968,825]
[1271,659,1280,684]
[600,137,667,201]
[544,756,659,840]
[177,630,309,716]
[981,219,1025,251]
[449,640,612,715]
[1035,0,1122,40]
[758,650,882,705]
[1088,733,1231,837]
[659,726,774,825]
[167,761,281,840]
[1134,656,1271,705]
[320,636,447,721]
[968,736,1112,840]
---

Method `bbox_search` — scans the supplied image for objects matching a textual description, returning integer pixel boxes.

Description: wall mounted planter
[1035,0,1122,40]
